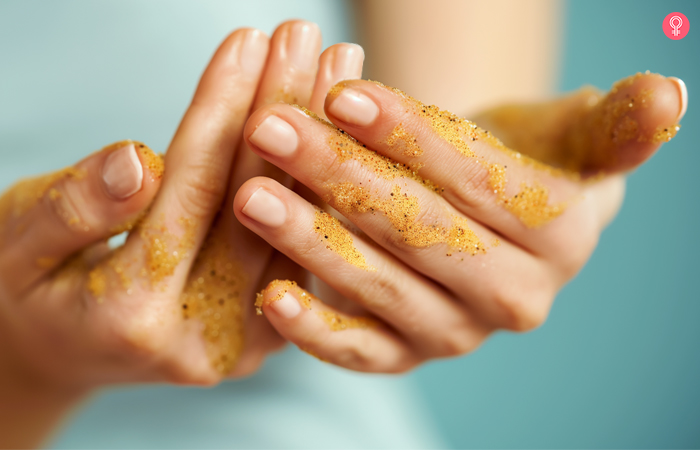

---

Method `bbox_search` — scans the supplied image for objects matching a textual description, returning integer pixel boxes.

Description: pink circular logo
[663,12,689,40]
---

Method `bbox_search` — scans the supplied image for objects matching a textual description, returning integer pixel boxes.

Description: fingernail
[102,144,143,199]
[333,44,364,80]
[249,115,298,156]
[328,88,379,126]
[270,292,301,319]
[668,77,688,120]
[240,29,268,76]
[242,188,287,227]
[288,22,320,71]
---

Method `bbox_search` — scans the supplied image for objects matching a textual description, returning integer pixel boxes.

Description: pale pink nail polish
[288,22,320,71]
[332,44,364,80]
[102,144,143,199]
[241,188,287,227]
[668,77,688,120]
[249,115,298,156]
[240,29,268,76]
[328,88,379,126]
[270,292,301,319]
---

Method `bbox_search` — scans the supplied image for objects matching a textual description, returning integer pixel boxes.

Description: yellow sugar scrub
[354,81,573,228]
[255,279,312,316]
[0,166,85,231]
[296,106,442,194]
[486,163,566,228]
[139,217,196,285]
[472,72,679,173]
[314,210,375,271]
[317,310,377,331]
[180,233,247,374]
[386,124,423,158]
[331,183,486,256]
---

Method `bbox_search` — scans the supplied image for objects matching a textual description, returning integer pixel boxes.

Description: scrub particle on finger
[386,124,424,158]
[317,310,377,331]
[331,183,486,256]
[363,81,572,228]
[313,210,375,271]
[297,106,442,194]
[255,279,311,316]
[180,231,247,375]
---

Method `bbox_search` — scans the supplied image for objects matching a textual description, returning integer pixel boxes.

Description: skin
[0,21,364,448]
[0,6,687,449]
[237,75,684,371]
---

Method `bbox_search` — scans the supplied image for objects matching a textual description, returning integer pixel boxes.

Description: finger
[114,28,269,293]
[256,280,419,373]
[244,104,557,331]
[234,176,490,356]
[172,21,322,377]
[0,140,162,296]
[308,43,364,119]
[319,76,685,256]
[474,73,687,174]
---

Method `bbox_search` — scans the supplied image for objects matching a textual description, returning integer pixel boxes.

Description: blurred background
[0,0,697,448]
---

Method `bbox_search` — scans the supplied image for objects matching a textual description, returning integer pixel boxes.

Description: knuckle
[355,267,406,311]
[492,285,552,332]
[564,229,599,277]
[109,313,167,360]
[46,182,95,234]
[447,162,495,212]
[175,163,228,219]
[436,328,484,357]
[333,335,377,371]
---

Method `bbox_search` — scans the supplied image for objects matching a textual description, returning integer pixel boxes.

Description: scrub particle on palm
[180,232,247,375]
[331,183,486,256]
[140,217,196,285]
[317,311,377,331]
[314,210,375,271]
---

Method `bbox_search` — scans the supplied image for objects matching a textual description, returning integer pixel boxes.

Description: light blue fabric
[0,1,445,448]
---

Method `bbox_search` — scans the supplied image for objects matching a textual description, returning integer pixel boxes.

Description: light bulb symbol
[670,15,683,36]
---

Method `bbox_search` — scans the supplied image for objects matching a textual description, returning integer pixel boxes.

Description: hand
[0,20,363,447]
[236,73,686,372]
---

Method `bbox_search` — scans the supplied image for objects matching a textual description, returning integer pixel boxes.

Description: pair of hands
[0,20,685,393]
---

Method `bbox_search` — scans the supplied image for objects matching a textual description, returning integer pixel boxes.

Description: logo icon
[663,12,689,40]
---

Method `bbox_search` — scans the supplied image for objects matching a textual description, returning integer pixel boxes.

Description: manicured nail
[333,44,364,80]
[102,144,143,199]
[288,22,320,71]
[241,188,287,227]
[249,115,298,156]
[240,29,268,76]
[668,77,687,120]
[270,292,301,319]
[328,88,379,126]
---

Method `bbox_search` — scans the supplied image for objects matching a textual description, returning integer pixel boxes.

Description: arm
[355,0,562,114]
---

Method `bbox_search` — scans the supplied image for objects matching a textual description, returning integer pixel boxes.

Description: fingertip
[255,279,311,319]
[668,76,688,121]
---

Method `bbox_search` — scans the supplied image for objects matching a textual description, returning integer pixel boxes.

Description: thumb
[474,72,687,175]
[0,140,163,296]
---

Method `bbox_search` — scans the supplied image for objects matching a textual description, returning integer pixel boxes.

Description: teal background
[0,0,698,448]
[411,1,700,448]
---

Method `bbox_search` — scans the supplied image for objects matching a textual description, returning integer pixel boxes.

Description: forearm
[354,0,562,115]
